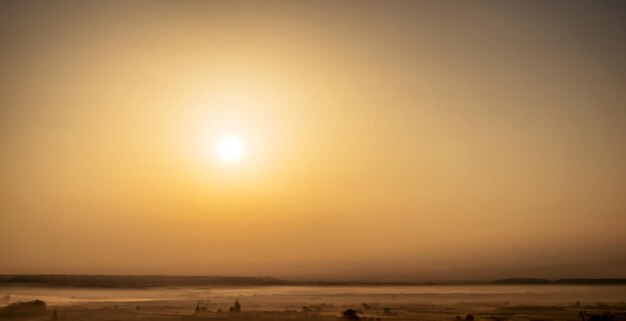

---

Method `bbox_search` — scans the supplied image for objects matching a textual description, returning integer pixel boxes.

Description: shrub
[342,309,360,320]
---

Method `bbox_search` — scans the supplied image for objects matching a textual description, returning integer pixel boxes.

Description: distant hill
[491,278,626,285]
[0,275,293,288]
[1,275,625,288]
[0,275,416,288]
[553,279,626,285]
[491,278,552,284]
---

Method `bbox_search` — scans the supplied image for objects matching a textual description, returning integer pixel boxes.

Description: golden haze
[0,1,625,280]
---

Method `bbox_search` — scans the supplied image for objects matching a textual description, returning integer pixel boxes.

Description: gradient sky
[1,1,625,281]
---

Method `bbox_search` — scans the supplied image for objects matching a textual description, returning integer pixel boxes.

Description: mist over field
[1,281,626,321]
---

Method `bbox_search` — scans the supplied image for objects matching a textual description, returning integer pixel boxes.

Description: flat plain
[1,285,625,321]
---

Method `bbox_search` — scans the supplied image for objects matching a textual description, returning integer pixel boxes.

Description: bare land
[1,284,625,321]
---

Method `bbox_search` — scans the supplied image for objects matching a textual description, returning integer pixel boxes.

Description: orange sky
[1,1,625,280]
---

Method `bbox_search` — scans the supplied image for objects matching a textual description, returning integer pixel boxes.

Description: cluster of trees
[341,308,384,321]
[342,309,360,320]
[1,300,47,317]
[229,299,241,313]
[195,299,241,314]
[456,314,474,321]
[4,300,47,311]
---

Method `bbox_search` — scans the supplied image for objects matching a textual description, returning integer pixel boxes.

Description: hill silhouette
[491,278,626,285]
[1,275,625,288]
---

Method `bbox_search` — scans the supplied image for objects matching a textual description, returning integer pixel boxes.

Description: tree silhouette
[342,309,360,320]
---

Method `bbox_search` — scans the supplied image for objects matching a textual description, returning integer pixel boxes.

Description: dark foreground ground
[2,300,626,321]
[1,285,625,321]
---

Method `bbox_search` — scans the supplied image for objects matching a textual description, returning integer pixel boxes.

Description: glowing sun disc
[217,136,243,161]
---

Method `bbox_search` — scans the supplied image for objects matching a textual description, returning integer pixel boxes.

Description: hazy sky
[1,1,625,281]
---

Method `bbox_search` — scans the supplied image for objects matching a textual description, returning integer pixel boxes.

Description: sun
[217,136,243,162]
